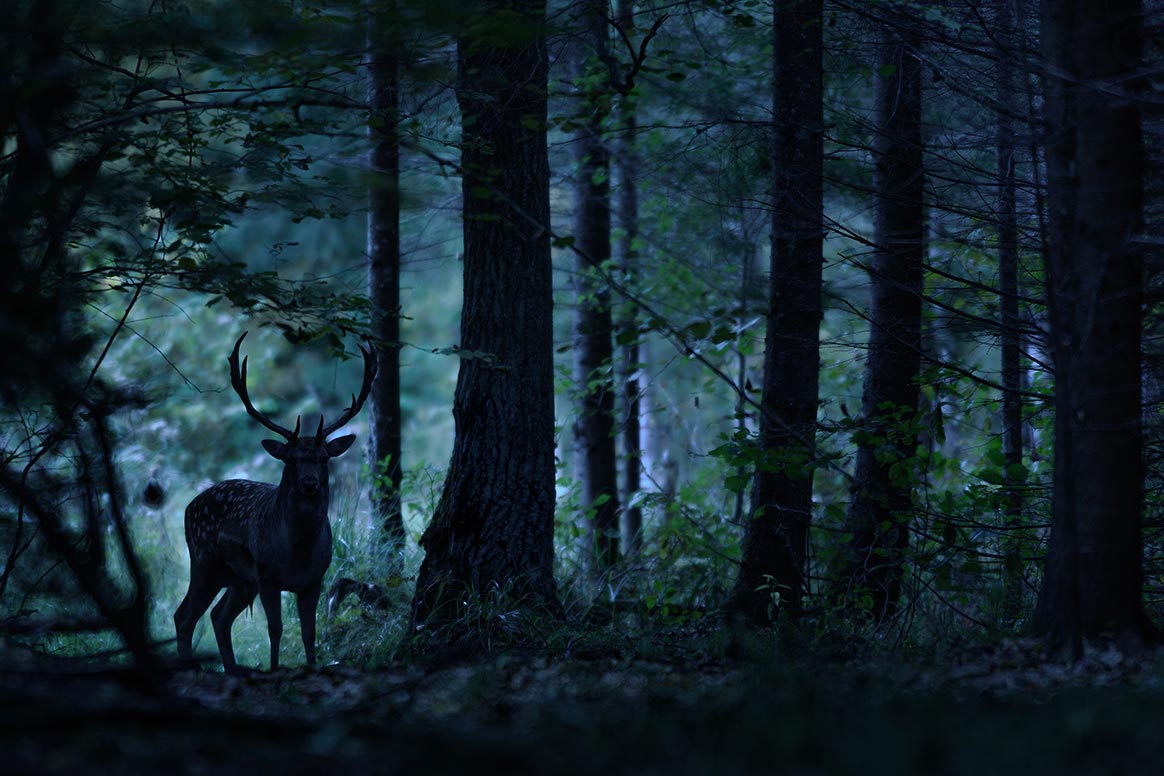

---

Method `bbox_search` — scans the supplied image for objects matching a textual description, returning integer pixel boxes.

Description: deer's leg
[174,564,217,663]
[296,580,323,668]
[258,583,283,671]
[211,584,256,675]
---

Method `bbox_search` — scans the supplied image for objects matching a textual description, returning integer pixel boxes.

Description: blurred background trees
[0,0,1158,667]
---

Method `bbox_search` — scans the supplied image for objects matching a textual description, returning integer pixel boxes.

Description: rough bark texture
[615,0,643,558]
[572,0,620,577]
[367,1,404,547]
[1034,0,1152,651]
[412,0,560,624]
[842,20,924,622]
[729,0,823,622]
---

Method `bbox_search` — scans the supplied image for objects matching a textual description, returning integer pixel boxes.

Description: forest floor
[3,625,1164,774]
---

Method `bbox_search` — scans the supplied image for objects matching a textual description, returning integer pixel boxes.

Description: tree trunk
[411,0,561,624]
[732,243,755,531]
[572,0,620,578]
[614,0,643,558]
[1034,0,1152,652]
[367,0,404,548]
[995,0,1025,623]
[842,17,924,623]
[729,0,823,623]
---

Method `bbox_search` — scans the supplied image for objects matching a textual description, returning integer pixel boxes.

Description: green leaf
[686,320,711,340]
[1005,462,1029,483]
[725,474,749,494]
[615,328,639,346]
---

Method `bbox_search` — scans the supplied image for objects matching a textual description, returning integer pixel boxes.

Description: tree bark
[842,17,924,623]
[572,0,620,577]
[1034,0,1153,652]
[367,0,404,548]
[614,0,643,558]
[411,0,561,624]
[729,0,823,622]
[995,0,1025,623]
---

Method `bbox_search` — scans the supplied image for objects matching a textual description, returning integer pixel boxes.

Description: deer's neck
[247,481,331,589]
[273,483,330,528]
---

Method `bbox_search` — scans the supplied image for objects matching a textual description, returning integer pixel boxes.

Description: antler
[319,341,378,438]
[229,332,299,440]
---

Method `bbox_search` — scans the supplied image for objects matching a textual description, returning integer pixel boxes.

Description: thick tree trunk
[1034,0,1152,652]
[411,0,560,625]
[842,19,924,623]
[367,1,404,548]
[995,0,1025,622]
[729,0,823,623]
[615,0,643,558]
[572,0,620,577]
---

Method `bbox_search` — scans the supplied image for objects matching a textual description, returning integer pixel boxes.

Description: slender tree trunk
[615,0,643,558]
[1034,0,1153,652]
[995,0,1025,622]
[729,0,823,622]
[842,16,924,623]
[411,0,561,624]
[732,243,754,530]
[572,0,620,577]
[367,0,404,548]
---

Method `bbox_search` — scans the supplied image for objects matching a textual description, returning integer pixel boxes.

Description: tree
[995,0,1026,622]
[0,0,156,674]
[1033,0,1154,651]
[1,0,391,671]
[614,0,644,558]
[728,0,824,622]
[411,0,561,625]
[841,12,925,622]
[571,0,621,579]
[367,0,405,548]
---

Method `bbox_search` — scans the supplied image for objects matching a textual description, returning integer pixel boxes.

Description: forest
[2,0,1164,771]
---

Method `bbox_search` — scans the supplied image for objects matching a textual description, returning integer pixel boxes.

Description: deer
[174,331,376,675]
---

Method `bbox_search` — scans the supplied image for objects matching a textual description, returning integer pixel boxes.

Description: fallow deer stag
[175,331,376,674]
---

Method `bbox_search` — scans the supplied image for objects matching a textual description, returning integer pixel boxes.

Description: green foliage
[0,0,1111,670]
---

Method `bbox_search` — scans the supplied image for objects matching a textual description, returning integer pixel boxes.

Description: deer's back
[185,479,275,561]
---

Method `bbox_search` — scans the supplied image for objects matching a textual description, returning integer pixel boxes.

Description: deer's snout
[300,474,321,495]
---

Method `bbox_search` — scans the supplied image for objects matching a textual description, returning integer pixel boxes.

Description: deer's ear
[262,439,288,460]
[326,434,357,458]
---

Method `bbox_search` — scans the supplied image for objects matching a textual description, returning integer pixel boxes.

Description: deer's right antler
[319,341,378,438]
[229,331,299,440]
